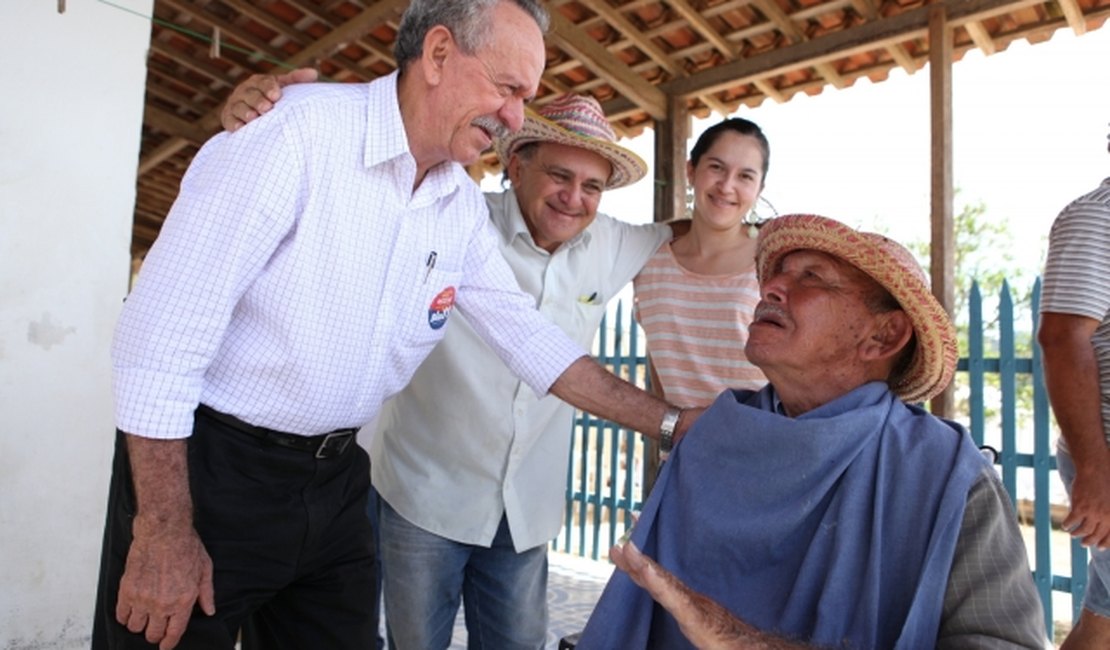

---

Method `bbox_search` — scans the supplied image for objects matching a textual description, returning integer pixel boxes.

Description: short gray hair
[394,0,549,71]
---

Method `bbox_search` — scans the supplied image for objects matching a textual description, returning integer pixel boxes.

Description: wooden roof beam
[214,0,378,80]
[665,0,1050,98]
[753,0,846,89]
[353,42,397,70]
[576,0,729,116]
[143,81,209,119]
[221,0,312,49]
[667,0,736,57]
[138,1,408,177]
[159,0,288,66]
[1057,0,1088,35]
[578,0,682,75]
[148,40,236,90]
[143,105,210,145]
[964,20,997,55]
[138,139,192,176]
[849,0,920,73]
[752,78,787,104]
[158,0,379,90]
[284,0,408,69]
[548,11,667,120]
[281,0,336,28]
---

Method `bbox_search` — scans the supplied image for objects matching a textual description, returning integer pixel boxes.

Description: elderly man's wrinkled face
[745,250,893,382]
[437,3,545,166]
[508,142,611,253]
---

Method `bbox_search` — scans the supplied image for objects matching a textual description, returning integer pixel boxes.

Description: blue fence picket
[999,281,1018,500]
[1030,277,1055,627]
[966,281,985,446]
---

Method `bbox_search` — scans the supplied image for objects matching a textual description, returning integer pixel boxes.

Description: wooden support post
[643,94,689,498]
[929,2,956,418]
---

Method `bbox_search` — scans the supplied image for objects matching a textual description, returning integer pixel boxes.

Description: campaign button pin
[428,286,456,330]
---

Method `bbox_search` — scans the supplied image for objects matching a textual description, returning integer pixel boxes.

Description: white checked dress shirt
[373,190,670,551]
[112,73,584,440]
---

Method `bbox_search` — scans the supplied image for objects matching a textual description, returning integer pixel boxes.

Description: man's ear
[420,25,454,86]
[860,310,914,363]
[506,153,523,185]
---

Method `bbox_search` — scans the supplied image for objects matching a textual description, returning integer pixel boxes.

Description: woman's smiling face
[687,130,766,231]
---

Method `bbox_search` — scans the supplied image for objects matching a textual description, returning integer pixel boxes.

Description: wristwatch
[659,406,682,453]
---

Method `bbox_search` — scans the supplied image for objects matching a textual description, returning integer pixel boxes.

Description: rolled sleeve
[455,219,586,396]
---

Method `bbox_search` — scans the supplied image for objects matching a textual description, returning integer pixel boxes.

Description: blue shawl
[577,382,987,649]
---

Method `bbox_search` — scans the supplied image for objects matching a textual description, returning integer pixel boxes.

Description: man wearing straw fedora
[577,214,1047,649]
[369,94,674,650]
[225,82,677,647]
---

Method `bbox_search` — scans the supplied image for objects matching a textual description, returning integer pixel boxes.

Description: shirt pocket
[403,268,463,355]
[561,299,607,349]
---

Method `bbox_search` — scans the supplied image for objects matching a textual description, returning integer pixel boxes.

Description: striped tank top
[633,241,766,407]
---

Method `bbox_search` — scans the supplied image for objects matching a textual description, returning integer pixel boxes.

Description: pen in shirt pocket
[423,251,437,284]
[578,291,599,305]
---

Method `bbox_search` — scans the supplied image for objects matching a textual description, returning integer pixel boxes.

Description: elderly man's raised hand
[611,542,812,650]
[220,67,318,132]
[611,542,744,649]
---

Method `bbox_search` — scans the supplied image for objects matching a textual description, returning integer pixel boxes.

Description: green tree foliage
[906,197,1041,427]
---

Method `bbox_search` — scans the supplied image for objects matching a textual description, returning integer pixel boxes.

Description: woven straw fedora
[755,214,958,404]
[494,93,648,190]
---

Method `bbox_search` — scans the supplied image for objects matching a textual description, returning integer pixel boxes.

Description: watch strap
[659,406,681,452]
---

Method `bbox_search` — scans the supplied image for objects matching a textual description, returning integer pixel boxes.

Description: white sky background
[488,26,1110,273]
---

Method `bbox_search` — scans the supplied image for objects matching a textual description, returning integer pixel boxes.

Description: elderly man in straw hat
[224,79,679,647]
[577,214,1048,649]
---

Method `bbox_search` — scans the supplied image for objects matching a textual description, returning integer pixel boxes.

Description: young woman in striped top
[634,118,772,408]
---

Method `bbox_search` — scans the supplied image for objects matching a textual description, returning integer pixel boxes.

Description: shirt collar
[363,72,470,203]
[764,381,890,419]
[363,71,409,169]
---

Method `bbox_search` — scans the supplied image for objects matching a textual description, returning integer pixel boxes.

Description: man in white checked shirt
[92,2,696,649]
[225,76,681,646]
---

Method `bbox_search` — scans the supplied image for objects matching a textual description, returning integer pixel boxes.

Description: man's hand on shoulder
[221,67,318,132]
[666,217,693,238]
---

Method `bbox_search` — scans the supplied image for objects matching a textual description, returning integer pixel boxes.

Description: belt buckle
[315,431,354,459]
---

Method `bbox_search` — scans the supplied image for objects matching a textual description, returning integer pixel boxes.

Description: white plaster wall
[0,1,152,646]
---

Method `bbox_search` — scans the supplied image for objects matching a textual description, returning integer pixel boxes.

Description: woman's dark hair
[689,118,771,184]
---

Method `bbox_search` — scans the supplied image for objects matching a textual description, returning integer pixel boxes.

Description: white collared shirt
[373,190,670,551]
[112,73,584,440]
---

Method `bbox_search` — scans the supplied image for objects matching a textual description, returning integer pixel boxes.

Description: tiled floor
[446,551,614,649]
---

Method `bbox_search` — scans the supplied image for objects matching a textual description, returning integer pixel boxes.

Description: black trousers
[92,407,378,649]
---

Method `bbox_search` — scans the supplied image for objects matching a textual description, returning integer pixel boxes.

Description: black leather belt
[197,405,357,459]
